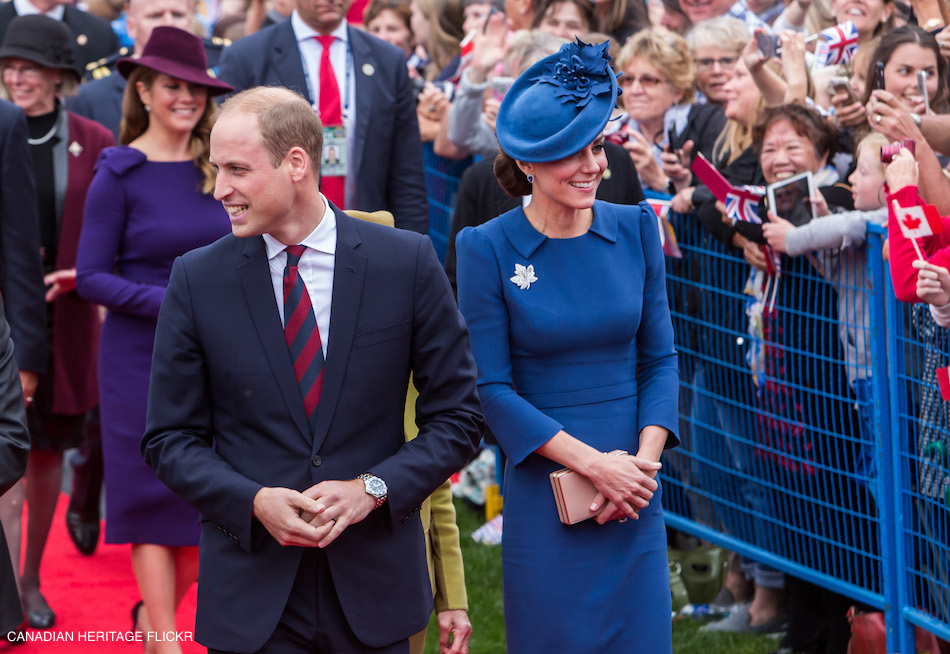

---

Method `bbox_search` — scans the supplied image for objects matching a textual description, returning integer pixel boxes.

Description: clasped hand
[252,480,376,549]
[586,453,661,525]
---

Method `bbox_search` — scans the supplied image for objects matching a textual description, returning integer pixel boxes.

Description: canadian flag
[895,203,946,240]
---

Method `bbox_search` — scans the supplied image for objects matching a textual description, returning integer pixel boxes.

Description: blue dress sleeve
[634,201,680,446]
[456,226,564,466]
[76,148,166,318]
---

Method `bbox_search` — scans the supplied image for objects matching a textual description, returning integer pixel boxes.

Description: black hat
[0,15,81,81]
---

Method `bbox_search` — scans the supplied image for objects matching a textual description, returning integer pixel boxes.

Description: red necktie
[316,34,345,208]
[283,245,324,433]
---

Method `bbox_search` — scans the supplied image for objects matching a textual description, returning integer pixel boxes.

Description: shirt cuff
[930,300,950,327]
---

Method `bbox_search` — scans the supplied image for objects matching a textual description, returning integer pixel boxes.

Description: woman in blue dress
[455,38,680,653]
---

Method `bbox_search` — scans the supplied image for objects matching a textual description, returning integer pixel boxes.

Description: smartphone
[483,4,499,32]
[491,76,515,102]
[829,76,858,104]
[875,61,886,91]
[918,70,931,114]
[665,126,677,154]
[756,31,778,59]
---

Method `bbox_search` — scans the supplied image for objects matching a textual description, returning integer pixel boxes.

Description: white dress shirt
[13,0,65,20]
[262,196,337,358]
[292,12,358,208]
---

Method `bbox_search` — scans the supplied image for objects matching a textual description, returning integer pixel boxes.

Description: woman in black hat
[455,38,678,652]
[0,13,114,630]
[75,26,232,652]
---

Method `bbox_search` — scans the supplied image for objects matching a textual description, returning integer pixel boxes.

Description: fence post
[868,225,914,653]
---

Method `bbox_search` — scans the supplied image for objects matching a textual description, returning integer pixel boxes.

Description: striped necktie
[283,245,324,433]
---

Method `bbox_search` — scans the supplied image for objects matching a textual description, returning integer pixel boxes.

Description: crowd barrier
[422,143,472,263]
[660,211,950,652]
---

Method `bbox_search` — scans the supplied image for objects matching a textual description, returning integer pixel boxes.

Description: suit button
[312,455,323,467]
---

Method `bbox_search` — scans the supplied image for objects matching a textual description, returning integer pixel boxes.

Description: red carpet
[2,493,201,653]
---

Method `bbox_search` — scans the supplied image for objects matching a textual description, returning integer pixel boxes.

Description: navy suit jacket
[142,208,482,652]
[0,100,46,374]
[216,21,429,234]
[67,73,125,142]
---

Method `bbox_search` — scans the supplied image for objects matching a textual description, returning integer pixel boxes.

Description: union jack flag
[725,185,766,224]
[815,21,859,67]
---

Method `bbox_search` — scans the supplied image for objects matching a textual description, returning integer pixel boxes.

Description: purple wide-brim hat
[117,26,233,96]
[497,38,619,163]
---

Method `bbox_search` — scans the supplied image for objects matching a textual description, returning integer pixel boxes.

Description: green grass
[423,499,779,654]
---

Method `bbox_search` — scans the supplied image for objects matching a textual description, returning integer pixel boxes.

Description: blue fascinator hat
[496,38,618,163]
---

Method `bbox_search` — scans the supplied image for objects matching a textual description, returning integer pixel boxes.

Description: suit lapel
[311,209,364,451]
[238,236,312,443]
[274,22,309,102]
[349,27,373,185]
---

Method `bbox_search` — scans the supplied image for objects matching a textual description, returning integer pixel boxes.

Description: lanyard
[301,37,353,123]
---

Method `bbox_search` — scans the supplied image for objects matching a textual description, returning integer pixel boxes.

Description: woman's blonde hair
[616,28,696,104]
[416,0,465,80]
[685,16,750,54]
[119,66,217,194]
[712,60,782,166]
[854,132,889,169]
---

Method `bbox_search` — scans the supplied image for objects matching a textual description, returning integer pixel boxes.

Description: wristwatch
[357,473,388,510]
[910,112,922,128]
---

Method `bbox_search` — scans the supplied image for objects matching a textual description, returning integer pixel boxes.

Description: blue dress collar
[500,201,618,259]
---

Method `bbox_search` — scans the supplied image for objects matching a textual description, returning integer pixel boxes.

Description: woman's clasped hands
[587,451,661,525]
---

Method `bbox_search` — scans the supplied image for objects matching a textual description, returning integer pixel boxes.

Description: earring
[527,174,534,183]
[144,104,151,112]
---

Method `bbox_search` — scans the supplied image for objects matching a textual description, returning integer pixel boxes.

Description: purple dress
[77,146,230,545]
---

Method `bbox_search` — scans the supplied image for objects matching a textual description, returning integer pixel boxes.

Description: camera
[881,138,915,163]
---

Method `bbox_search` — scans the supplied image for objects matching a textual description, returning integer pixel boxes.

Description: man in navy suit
[142,86,482,653]
[215,0,429,234]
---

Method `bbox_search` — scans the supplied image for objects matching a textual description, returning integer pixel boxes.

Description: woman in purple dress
[76,27,232,653]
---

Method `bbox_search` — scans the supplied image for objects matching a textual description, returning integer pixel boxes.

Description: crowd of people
[0,0,949,652]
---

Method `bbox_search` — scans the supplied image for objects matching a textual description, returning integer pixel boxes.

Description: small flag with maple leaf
[894,202,945,240]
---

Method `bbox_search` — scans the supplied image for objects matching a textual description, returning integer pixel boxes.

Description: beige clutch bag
[549,450,625,525]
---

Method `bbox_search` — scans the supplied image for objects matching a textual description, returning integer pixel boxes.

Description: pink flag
[691,153,765,223]
[937,367,950,401]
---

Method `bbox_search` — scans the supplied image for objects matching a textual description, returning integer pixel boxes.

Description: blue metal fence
[660,212,949,652]
[422,143,472,263]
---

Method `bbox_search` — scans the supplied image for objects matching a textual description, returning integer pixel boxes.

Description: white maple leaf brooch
[510,263,538,290]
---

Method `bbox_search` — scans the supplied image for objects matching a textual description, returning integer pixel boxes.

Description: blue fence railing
[659,212,949,653]
[422,143,472,263]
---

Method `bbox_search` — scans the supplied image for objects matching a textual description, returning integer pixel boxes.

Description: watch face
[363,475,387,498]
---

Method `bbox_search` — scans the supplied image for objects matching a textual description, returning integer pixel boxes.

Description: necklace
[27,123,57,146]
